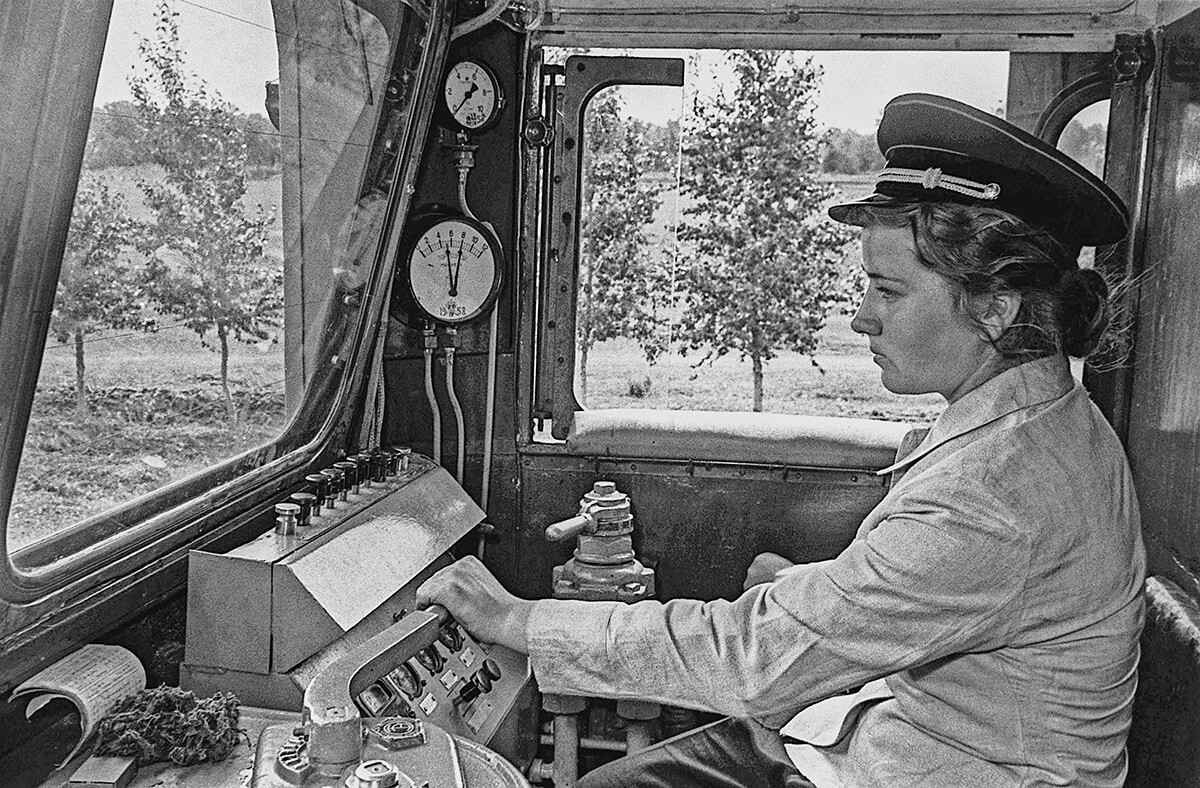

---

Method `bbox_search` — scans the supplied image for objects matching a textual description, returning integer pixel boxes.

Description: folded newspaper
[9,644,146,765]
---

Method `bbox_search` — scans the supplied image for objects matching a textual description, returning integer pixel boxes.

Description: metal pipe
[423,330,441,464]
[445,345,465,485]
[624,720,654,753]
[553,713,579,788]
[539,734,627,754]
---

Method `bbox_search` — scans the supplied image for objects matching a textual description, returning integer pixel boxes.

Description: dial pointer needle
[452,82,478,114]
[446,246,457,297]
[450,246,464,296]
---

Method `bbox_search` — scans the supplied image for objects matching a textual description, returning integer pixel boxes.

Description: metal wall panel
[1126,8,1200,587]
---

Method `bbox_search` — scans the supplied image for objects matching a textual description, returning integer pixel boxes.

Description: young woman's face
[851,224,1001,403]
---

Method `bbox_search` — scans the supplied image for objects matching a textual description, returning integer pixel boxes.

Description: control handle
[544,512,596,542]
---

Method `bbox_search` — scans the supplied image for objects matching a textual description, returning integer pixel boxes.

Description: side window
[1055,99,1109,178]
[1055,99,1110,275]
[9,2,285,552]
[5,0,431,568]
[555,49,1010,428]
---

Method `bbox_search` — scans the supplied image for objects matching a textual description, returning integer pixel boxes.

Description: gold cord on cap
[877,167,1002,200]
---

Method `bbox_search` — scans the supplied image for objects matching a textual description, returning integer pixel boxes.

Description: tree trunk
[74,330,88,420]
[218,324,237,421]
[752,350,764,412]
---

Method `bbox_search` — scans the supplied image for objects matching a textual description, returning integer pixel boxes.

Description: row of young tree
[576,50,860,411]
[54,1,281,421]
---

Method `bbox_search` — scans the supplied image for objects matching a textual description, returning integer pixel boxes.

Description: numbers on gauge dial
[444,60,500,130]
[408,219,500,323]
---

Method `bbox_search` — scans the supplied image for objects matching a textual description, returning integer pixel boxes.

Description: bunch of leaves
[676,50,858,411]
[94,686,243,766]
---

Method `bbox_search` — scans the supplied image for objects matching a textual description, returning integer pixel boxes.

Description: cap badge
[877,167,1002,201]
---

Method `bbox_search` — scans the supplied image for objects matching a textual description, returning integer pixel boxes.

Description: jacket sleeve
[526,481,1030,721]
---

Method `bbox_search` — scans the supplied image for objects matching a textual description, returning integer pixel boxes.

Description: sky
[94,0,1010,134]
[612,50,1009,133]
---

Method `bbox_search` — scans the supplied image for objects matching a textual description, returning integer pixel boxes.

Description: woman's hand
[415,556,534,654]
[743,551,796,591]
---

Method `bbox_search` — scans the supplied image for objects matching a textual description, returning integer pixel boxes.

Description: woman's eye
[876,286,897,299]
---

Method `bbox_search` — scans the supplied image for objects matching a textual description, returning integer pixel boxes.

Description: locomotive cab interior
[3,0,1200,785]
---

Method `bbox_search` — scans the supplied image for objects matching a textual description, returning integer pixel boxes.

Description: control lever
[544,510,597,541]
[302,608,442,769]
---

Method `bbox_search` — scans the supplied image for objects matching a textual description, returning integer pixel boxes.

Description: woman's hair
[854,200,1113,360]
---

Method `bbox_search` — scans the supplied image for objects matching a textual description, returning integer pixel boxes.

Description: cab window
[5,0,429,573]
[560,48,1012,425]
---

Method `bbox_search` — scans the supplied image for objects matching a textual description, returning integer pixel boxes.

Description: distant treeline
[84,100,282,172]
[628,120,884,176]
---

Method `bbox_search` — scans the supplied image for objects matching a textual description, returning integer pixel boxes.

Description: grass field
[580,312,944,423]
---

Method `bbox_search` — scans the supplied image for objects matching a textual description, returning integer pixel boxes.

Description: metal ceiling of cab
[532,0,1196,51]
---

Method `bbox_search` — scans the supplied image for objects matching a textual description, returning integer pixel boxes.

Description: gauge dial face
[407,217,502,324]
[443,59,502,130]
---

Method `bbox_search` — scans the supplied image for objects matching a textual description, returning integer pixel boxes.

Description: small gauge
[401,214,503,325]
[387,662,424,700]
[416,644,446,675]
[442,58,504,131]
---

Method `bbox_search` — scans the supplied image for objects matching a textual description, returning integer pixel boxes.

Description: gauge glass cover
[407,217,501,324]
[443,59,501,130]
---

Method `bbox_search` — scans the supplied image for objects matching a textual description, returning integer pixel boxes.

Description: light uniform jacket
[526,355,1146,787]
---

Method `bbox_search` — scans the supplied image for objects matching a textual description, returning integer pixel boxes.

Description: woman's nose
[850,301,880,336]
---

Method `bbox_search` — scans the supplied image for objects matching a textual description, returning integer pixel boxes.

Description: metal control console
[182,454,533,763]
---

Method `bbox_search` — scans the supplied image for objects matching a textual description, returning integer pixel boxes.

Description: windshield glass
[8,0,428,560]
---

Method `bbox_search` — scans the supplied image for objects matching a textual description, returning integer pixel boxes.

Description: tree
[83,101,150,170]
[50,178,152,419]
[1058,119,1106,177]
[576,90,669,403]
[676,50,858,412]
[821,127,884,175]
[131,1,282,420]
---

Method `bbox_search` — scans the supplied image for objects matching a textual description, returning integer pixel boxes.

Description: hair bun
[1060,267,1110,357]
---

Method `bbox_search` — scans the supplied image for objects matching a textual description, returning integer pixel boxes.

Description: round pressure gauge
[401,214,503,324]
[442,58,504,131]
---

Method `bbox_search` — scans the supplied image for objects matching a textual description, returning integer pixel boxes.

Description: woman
[417,93,1146,787]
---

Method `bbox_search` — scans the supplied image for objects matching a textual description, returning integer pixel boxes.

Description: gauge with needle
[402,215,503,324]
[442,59,504,131]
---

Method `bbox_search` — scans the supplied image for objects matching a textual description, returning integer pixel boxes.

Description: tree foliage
[821,127,884,174]
[1058,119,1106,177]
[131,1,282,420]
[676,50,858,411]
[51,177,152,419]
[576,90,669,403]
[84,100,280,172]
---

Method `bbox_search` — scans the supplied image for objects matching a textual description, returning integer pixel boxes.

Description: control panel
[346,609,528,743]
[183,451,533,764]
[250,607,530,788]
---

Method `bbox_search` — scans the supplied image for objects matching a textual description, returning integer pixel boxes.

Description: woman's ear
[977,291,1021,341]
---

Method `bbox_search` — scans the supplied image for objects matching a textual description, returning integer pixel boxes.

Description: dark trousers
[576,716,816,788]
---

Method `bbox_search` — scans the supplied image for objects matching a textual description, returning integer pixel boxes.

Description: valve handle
[544,511,596,542]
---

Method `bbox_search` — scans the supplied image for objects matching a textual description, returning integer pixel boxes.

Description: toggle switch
[454,660,503,706]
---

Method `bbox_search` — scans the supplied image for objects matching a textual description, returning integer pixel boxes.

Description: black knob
[480,658,501,682]
[474,671,493,694]
[456,682,482,705]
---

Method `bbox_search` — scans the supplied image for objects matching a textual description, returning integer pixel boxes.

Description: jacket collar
[876,354,1075,477]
